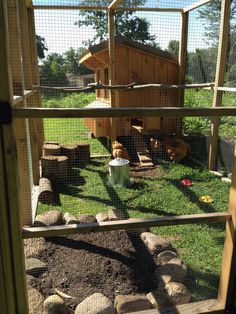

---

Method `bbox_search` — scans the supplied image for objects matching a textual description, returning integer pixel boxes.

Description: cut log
[44,141,59,146]
[57,156,69,181]
[38,177,54,204]
[61,144,78,166]
[77,143,90,166]
[43,144,61,157]
[41,155,58,179]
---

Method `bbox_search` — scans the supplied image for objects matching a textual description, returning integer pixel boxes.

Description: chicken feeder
[108,158,130,186]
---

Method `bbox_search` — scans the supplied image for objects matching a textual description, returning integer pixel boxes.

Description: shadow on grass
[165,178,225,231]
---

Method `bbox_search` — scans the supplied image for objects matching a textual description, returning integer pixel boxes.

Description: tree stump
[38,177,54,204]
[61,145,78,166]
[57,156,69,182]
[77,143,90,167]
[43,144,61,157]
[44,141,59,146]
[41,156,58,179]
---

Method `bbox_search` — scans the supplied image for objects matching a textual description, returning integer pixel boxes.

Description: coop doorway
[131,118,144,128]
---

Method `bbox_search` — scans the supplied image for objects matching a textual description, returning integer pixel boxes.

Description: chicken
[112,141,131,161]
[165,138,191,162]
[150,138,161,152]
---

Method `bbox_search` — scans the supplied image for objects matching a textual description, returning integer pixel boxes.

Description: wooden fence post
[217,144,236,310]
[108,9,117,140]
[208,0,230,170]
[0,0,28,312]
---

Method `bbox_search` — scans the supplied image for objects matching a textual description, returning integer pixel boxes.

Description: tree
[64,47,93,76]
[167,40,179,58]
[75,0,157,46]
[40,53,68,87]
[36,35,48,59]
[198,0,236,46]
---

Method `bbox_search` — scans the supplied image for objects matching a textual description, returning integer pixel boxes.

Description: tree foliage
[40,48,92,87]
[36,35,48,59]
[75,0,157,46]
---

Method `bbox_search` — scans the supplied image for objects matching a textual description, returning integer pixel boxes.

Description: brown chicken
[150,138,161,152]
[112,141,131,161]
[165,138,191,162]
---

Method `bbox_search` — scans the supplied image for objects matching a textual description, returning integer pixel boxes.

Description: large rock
[156,250,177,265]
[34,210,63,227]
[140,232,172,255]
[28,287,44,314]
[78,214,97,223]
[25,258,47,276]
[114,295,153,314]
[75,293,114,314]
[153,257,187,285]
[96,212,109,223]
[147,282,191,308]
[43,295,70,314]
[24,237,46,258]
[63,212,80,225]
[108,208,127,221]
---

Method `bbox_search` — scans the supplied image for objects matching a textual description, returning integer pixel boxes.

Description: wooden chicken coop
[80,37,180,138]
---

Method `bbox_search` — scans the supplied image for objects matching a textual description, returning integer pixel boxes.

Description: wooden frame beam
[108,0,124,10]
[218,146,236,310]
[12,106,236,119]
[183,0,213,13]
[208,0,230,170]
[0,0,28,312]
[22,212,230,239]
[129,299,224,314]
[33,5,183,13]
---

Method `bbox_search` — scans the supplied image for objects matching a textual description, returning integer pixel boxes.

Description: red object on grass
[180,178,193,186]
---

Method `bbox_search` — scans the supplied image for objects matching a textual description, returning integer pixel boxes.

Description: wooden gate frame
[1,0,236,313]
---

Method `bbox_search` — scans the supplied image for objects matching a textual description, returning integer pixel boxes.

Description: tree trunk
[38,177,54,204]
[61,145,78,166]
[57,156,69,182]
[77,144,90,167]
[41,155,58,179]
[43,144,61,156]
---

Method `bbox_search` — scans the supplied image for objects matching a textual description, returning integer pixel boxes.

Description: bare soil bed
[31,230,157,312]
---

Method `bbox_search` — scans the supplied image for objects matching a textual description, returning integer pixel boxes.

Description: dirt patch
[30,230,157,312]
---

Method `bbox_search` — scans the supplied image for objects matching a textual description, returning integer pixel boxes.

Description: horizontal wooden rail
[13,89,36,106]
[129,298,224,314]
[22,212,231,239]
[12,107,236,119]
[33,5,183,12]
[35,82,214,93]
[217,86,236,93]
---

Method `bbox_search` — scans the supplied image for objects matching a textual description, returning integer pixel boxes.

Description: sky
[33,1,210,56]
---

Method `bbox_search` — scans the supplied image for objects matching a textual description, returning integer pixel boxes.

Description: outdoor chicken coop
[1,0,236,314]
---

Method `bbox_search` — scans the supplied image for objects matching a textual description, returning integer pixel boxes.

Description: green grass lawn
[38,157,229,302]
[39,91,233,302]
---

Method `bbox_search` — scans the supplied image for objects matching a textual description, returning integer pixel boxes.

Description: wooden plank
[108,0,124,10]
[183,0,212,13]
[0,0,29,312]
[108,9,117,139]
[8,0,32,226]
[27,7,44,152]
[208,0,230,170]
[217,86,236,92]
[128,299,223,314]
[33,5,183,12]
[19,0,41,186]
[13,89,36,105]
[178,12,189,107]
[22,212,231,239]
[12,106,236,119]
[217,145,236,309]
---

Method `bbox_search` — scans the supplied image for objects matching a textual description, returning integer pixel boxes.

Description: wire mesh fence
[5,0,236,312]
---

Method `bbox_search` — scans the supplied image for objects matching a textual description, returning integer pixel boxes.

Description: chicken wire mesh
[6,0,236,312]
